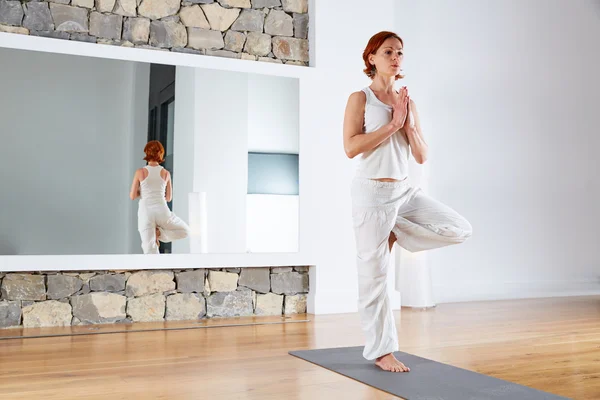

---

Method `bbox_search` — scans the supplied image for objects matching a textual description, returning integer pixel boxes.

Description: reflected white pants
[138,201,191,254]
[351,177,472,360]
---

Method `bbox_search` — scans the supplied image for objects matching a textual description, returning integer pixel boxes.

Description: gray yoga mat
[289,346,571,400]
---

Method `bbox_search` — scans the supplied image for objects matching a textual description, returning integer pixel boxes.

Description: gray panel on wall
[247,152,299,195]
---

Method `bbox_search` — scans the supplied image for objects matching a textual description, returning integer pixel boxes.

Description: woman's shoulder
[347,88,367,105]
[351,86,369,97]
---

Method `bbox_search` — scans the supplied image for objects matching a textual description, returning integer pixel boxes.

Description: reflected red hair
[143,140,165,163]
[362,31,405,80]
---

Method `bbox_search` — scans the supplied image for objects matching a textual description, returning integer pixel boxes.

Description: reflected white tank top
[140,165,167,206]
[354,86,410,181]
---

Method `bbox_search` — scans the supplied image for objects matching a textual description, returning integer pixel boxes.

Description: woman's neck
[370,75,396,93]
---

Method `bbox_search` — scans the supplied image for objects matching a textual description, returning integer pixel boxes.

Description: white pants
[351,177,472,360]
[138,201,191,254]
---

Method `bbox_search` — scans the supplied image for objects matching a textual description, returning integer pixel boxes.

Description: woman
[129,140,191,254]
[343,31,473,373]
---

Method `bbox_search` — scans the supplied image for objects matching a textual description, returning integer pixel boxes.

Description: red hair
[362,31,405,80]
[143,140,165,163]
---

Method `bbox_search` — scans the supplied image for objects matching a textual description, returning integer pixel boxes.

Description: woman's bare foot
[375,353,410,373]
[155,227,160,246]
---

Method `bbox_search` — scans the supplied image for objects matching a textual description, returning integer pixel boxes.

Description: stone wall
[0,0,309,65]
[0,267,309,328]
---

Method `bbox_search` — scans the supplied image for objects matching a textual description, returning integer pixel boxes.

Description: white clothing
[138,165,190,254]
[140,165,167,206]
[354,86,410,181]
[351,177,472,360]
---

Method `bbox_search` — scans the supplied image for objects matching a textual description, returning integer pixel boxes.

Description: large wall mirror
[0,46,299,255]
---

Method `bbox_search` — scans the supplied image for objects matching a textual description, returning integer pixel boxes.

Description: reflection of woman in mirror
[343,31,473,373]
[129,140,191,254]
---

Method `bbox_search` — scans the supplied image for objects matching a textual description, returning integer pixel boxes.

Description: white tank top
[354,86,410,181]
[139,165,167,206]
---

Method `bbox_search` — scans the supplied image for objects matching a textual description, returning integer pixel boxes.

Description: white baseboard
[432,280,600,304]
[309,281,600,315]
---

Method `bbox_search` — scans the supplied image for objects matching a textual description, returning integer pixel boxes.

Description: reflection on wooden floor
[0,296,598,399]
[0,314,310,340]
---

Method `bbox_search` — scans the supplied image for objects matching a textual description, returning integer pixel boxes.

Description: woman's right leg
[138,204,159,254]
[351,179,408,372]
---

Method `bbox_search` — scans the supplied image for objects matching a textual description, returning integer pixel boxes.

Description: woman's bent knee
[453,216,472,242]
[427,216,472,242]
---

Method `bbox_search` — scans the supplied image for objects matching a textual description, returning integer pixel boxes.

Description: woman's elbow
[415,148,429,164]
[414,152,428,164]
[345,146,358,159]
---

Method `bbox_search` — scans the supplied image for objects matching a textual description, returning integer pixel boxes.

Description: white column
[395,153,436,308]
[188,192,208,253]
[395,249,435,308]
[192,68,249,253]
[171,66,197,254]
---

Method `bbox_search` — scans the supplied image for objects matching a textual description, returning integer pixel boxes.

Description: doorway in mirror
[147,64,176,254]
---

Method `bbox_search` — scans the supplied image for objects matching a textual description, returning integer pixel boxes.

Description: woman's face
[370,37,403,78]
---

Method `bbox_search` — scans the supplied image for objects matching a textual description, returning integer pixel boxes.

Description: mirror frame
[0,32,315,272]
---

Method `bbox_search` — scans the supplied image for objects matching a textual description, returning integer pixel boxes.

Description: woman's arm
[129,169,141,200]
[403,99,428,164]
[165,171,172,203]
[343,90,408,159]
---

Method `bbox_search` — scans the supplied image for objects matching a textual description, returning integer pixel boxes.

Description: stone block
[127,294,165,322]
[272,36,308,61]
[71,293,127,324]
[231,8,263,32]
[23,300,72,328]
[47,275,83,300]
[270,271,308,295]
[50,4,89,33]
[207,290,253,317]
[126,271,175,297]
[201,2,239,31]
[1,274,45,301]
[238,268,270,293]
[255,293,283,315]
[166,293,206,320]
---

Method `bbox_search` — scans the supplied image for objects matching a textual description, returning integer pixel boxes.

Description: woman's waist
[350,176,415,208]
[139,197,168,206]
[352,175,408,188]
[355,159,409,179]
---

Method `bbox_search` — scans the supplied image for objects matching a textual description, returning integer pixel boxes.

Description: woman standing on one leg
[129,140,191,254]
[343,31,473,373]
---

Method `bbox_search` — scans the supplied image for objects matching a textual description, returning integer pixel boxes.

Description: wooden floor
[0,296,598,399]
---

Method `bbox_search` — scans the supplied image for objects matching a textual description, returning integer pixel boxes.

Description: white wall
[302,0,399,314]
[129,63,151,254]
[246,194,298,252]
[193,68,249,253]
[171,67,197,254]
[173,68,300,254]
[394,0,600,303]
[0,47,147,255]
[247,73,299,252]
[248,74,299,154]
